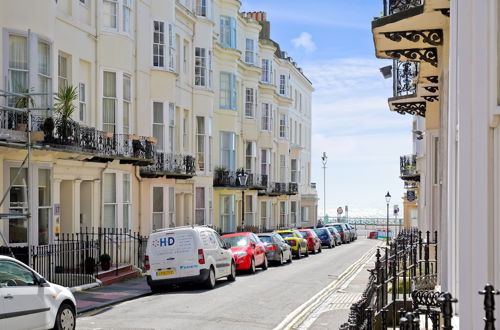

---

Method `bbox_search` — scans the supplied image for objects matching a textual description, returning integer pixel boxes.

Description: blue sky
[241,0,413,218]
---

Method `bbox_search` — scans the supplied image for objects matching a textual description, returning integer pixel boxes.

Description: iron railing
[272,182,299,195]
[404,181,418,189]
[400,154,419,179]
[0,109,155,163]
[141,152,196,177]
[393,60,419,97]
[383,0,423,16]
[213,170,269,189]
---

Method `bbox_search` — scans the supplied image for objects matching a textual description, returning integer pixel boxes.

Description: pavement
[75,276,151,315]
[76,238,379,329]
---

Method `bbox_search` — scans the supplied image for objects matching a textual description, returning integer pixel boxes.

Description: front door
[0,260,50,330]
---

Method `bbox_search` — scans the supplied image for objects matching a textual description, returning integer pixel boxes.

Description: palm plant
[54,85,78,141]
[13,88,35,109]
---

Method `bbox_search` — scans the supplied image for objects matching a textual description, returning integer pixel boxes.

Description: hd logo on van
[152,237,175,247]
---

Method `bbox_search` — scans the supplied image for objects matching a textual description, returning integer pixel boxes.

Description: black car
[314,227,335,248]
[257,233,293,265]
[326,226,341,245]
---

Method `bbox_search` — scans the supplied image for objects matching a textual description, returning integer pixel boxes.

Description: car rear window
[334,225,343,232]
[299,231,308,238]
[278,232,293,238]
[258,236,273,243]
[315,229,327,235]
[222,235,249,247]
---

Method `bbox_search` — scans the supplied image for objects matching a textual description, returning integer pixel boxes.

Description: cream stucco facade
[0,0,317,249]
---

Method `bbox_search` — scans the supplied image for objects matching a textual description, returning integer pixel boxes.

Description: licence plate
[157,269,175,276]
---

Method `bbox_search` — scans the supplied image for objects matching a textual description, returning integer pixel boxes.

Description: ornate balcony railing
[400,154,419,180]
[404,181,418,189]
[141,152,195,178]
[393,60,419,97]
[383,0,423,16]
[213,170,268,189]
[271,182,299,195]
[0,109,155,164]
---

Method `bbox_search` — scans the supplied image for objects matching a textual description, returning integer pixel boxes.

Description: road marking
[274,242,381,330]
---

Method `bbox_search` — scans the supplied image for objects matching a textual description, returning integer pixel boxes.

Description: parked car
[257,233,293,265]
[298,229,322,254]
[0,255,77,330]
[314,227,335,248]
[346,224,358,240]
[221,232,268,273]
[328,223,351,243]
[274,229,308,258]
[326,226,341,246]
[145,226,236,292]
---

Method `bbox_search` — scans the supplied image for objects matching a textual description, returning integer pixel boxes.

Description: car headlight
[236,251,248,258]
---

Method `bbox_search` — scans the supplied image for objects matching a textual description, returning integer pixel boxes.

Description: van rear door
[149,230,199,280]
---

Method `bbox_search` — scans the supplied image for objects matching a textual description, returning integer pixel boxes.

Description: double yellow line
[274,242,381,330]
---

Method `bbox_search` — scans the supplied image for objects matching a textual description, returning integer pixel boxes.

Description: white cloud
[292,32,316,53]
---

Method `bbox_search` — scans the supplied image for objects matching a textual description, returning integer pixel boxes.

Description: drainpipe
[134,166,143,234]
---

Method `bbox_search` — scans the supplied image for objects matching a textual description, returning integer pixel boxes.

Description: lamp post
[321,152,328,222]
[238,173,248,231]
[385,191,391,245]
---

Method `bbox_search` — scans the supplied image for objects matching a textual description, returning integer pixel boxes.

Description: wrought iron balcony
[400,154,420,181]
[393,60,419,97]
[0,108,156,164]
[141,152,195,178]
[383,0,423,16]
[404,181,419,189]
[213,169,268,189]
[270,182,299,195]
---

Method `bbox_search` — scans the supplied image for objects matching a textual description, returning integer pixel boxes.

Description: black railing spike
[479,284,499,330]
[438,292,457,330]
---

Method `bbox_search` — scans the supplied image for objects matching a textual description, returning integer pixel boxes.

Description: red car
[221,232,268,273]
[298,229,322,254]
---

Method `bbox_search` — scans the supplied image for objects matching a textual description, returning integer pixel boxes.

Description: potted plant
[214,166,228,186]
[41,117,55,142]
[54,85,78,142]
[99,253,111,271]
[84,256,96,274]
[12,88,35,132]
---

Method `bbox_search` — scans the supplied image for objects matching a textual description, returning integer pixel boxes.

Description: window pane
[123,174,130,202]
[103,173,116,203]
[38,208,49,245]
[123,75,131,101]
[123,205,130,230]
[9,35,28,70]
[38,169,51,207]
[103,205,116,228]
[196,187,205,208]
[38,42,50,76]
[103,72,116,97]
[153,213,163,230]
[153,187,163,212]
[103,0,117,28]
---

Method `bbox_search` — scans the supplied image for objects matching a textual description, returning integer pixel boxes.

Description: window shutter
[230,17,236,48]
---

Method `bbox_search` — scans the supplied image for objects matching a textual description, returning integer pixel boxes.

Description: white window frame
[220,194,235,233]
[245,87,256,118]
[123,74,131,134]
[244,194,255,226]
[102,0,133,36]
[245,38,255,64]
[152,101,165,151]
[260,149,271,178]
[245,141,256,173]
[279,74,286,95]
[220,71,236,110]
[279,154,287,182]
[195,0,208,17]
[102,70,117,134]
[153,20,166,69]
[195,47,207,87]
[220,131,236,171]
[261,103,272,131]
[79,82,86,122]
[196,186,207,225]
[151,185,175,231]
[261,59,270,83]
[103,170,131,229]
[279,113,287,138]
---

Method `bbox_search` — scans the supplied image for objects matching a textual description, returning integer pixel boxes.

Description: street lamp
[385,191,391,245]
[321,152,328,223]
[238,173,248,231]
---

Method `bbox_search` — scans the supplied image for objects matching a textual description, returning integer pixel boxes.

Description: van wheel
[204,267,216,289]
[227,262,236,282]
[261,256,268,270]
[249,258,256,274]
[150,284,162,294]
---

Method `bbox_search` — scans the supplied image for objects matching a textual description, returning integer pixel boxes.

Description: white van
[145,226,236,291]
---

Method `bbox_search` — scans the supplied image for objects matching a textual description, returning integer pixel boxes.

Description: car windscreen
[299,231,308,238]
[222,236,249,247]
[258,236,273,243]
[315,229,328,236]
[278,232,294,238]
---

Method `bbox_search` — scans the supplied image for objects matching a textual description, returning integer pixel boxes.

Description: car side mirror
[37,276,49,287]
[224,242,231,249]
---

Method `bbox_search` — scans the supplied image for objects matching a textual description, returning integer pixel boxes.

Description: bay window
[195,0,207,17]
[103,0,132,34]
[261,103,272,131]
[220,131,236,171]
[245,88,256,118]
[220,72,236,110]
[220,16,236,48]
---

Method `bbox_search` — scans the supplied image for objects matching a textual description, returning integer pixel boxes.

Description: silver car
[257,233,293,265]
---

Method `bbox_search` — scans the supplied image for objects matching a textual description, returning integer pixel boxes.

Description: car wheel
[318,246,322,253]
[262,256,268,270]
[296,249,302,259]
[53,303,75,330]
[329,243,333,249]
[204,267,216,289]
[249,258,256,274]
[305,248,309,257]
[227,262,236,282]
[312,245,316,254]
[279,252,284,265]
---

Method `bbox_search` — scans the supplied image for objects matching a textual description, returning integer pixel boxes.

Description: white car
[0,255,76,330]
[145,226,236,292]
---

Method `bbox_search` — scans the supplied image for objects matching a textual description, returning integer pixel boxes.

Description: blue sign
[407,190,416,202]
